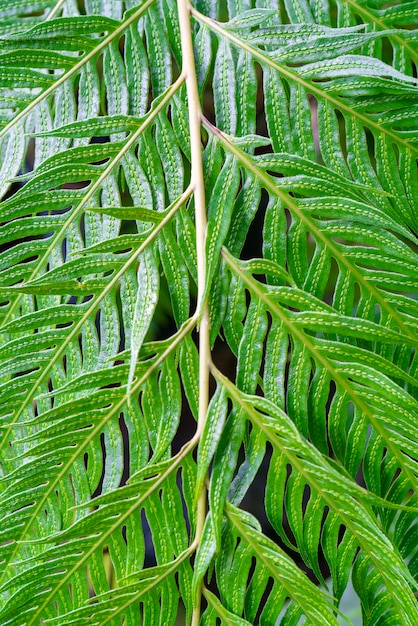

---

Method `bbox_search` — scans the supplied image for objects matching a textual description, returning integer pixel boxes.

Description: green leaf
[0,1,417,624]
[128,247,159,393]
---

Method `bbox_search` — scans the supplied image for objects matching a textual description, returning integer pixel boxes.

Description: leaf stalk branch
[1,73,186,328]
[0,0,159,139]
[221,247,418,491]
[191,6,418,155]
[45,0,66,21]
[0,190,195,587]
[202,116,417,343]
[344,0,418,65]
[0,183,193,460]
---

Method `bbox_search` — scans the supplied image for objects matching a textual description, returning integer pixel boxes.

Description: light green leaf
[128,247,159,393]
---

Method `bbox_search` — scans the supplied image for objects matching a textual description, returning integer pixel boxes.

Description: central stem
[176,1,210,624]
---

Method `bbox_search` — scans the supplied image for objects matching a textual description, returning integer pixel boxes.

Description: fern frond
[0,1,416,624]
